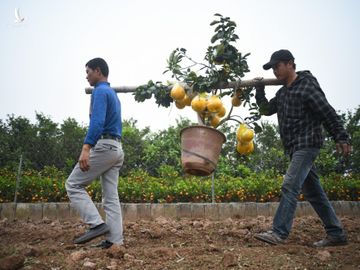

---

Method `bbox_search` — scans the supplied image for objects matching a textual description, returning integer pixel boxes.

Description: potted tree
[132,14,280,176]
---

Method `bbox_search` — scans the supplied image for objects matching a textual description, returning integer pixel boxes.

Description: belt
[100,134,121,142]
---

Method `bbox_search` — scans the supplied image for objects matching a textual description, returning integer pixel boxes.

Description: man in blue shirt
[66,58,124,249]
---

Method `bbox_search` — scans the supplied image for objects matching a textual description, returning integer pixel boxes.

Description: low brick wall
[1,201,359,221]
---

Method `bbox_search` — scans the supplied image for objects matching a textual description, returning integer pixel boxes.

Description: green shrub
[0,167,67,203]
[0,168,359,203]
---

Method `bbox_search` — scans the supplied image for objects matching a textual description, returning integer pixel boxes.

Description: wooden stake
[13,154,23,204]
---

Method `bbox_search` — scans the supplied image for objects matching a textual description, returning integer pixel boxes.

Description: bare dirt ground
[0,216,359,270]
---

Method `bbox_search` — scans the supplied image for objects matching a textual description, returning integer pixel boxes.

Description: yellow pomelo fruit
[170,83,185,100]
[217,106,226,118]
[231,96,242,107]
[191,95,207,113]
[176,95,190,108]
[236,142,249,154]
[209,115,220,127]
[182,94,191,106]
[175,100,186,109]
[207,95,223,113]
[247,141,254,153]
[240,129,254,143]
[236,124,247,141]
[236,141,254,155]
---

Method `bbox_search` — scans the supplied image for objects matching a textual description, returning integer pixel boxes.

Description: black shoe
[254,230,286,245]
[74,223,110,244]
[92,240,113,249]
[313,235,348,247]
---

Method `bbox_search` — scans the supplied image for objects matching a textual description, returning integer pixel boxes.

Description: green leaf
[227,21,237,27]
[215,25,222,32]
[210,20,220,26]
[253,122,263,133]
[211,33,219,43]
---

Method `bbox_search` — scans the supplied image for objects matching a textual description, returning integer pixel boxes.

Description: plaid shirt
[255,71,349,156]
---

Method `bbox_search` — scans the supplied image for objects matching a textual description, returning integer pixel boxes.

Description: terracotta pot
[180,125,226,176]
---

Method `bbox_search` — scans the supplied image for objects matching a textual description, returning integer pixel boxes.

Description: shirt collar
[95,81,110,88]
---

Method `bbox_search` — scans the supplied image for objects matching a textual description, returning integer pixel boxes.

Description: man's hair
[86,58,109,77]
[285,59,296,70]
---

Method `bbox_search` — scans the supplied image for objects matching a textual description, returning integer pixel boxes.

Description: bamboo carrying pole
[85,78,282,94]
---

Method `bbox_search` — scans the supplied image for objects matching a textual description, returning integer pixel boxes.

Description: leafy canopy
[133,14,261,129]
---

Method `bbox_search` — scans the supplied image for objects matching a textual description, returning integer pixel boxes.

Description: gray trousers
[66,139,124,244]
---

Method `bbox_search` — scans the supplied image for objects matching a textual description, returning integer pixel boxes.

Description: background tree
[315,106,359,176]
[344,106,360,174]
[31,113,61,170]
[120,119,149,176]
[0,119,11,169]
[142,118,192,176]
[0,114,37,170]
[0,107,357,177]
[250,121,288,174]
[59,118,87,174]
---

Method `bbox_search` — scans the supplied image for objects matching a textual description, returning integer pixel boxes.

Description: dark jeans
[273,148,345,239]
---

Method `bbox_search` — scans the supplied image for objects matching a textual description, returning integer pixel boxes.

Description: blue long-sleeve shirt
[84,82,122,146]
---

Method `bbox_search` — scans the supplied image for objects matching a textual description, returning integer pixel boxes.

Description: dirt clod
[222,252,237,267]
[316,250,331,261]
[0,255,25,270]
[106,245,125,259]
[70,250,87,261]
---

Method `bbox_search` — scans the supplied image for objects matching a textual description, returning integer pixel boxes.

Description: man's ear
[95,67,102,76]
[287,59,296,70]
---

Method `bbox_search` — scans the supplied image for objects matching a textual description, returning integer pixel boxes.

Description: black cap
[263,49,294,70]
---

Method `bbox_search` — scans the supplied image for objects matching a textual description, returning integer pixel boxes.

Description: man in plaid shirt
[254,49,351,247]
